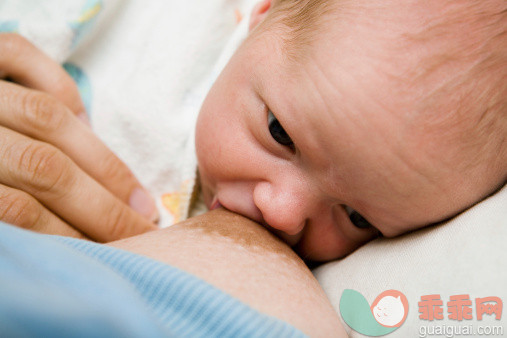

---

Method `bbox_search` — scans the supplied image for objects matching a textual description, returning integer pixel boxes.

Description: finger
[0,81,158,222]
[0,126,158,242]
[0,184,87,239]
[0,33,86,118]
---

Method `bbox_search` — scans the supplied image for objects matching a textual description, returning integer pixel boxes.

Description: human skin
[0,33,158,240]
[0,1,504,264]
[0,32,346,335]
[196,0,506,261]
[108,208,347,337]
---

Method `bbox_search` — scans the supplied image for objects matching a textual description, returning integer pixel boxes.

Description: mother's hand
[0,33,158,241]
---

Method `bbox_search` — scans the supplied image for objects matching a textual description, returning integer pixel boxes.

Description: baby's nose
[253,181,310,236]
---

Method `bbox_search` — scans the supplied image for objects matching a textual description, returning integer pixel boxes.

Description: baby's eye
[268,110,293,148]
[345,206,373,229]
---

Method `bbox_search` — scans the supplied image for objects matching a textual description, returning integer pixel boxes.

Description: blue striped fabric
[0,223,306,338]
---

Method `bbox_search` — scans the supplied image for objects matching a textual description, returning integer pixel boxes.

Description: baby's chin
[294,237,366,264]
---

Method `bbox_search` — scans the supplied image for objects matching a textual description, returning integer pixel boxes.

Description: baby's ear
[249,0,272,32]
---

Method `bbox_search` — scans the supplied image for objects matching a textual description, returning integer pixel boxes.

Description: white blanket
[0,0,255,226]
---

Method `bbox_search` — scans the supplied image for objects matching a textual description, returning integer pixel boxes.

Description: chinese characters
[418,294,502,321]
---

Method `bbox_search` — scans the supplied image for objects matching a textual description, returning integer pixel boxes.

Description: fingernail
[77,112,91,127]
[129,187,159,223]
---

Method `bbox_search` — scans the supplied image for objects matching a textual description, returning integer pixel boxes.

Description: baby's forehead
[269,0,500,74]
[263,1,504,157]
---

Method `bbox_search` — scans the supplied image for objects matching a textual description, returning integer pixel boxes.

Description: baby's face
[195,11,494,261]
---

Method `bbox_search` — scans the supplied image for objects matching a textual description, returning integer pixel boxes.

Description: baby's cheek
[195,129,220,179]
[302,216,381,262]
[298,222,381,262]
[378,220,428,238]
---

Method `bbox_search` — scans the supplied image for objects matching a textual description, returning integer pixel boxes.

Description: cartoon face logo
[340,289,409,336]
[371,290,409,327]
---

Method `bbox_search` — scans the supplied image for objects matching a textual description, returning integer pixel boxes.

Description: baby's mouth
[210,198,222,211]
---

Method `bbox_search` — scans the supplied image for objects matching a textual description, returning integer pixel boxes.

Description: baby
[195,0,506,261]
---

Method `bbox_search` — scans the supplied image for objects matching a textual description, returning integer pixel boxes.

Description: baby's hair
[261,0,506,189]
[258,0,340,61]
[402,0,507,188]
